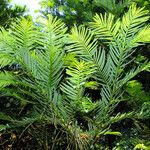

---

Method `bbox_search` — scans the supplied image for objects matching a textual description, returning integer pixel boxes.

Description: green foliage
[0,0,25,28]
[39,0,150,29]
[125,80,150,119]
[136,0,150,10]
[0,4,150,149]
[134,143,149,150]
[39,0,133,27]
[126,80,150,101]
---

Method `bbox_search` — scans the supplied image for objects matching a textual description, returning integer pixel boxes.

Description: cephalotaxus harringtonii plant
[0,4,150,150]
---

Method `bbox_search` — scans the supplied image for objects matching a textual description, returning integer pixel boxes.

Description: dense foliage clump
[0,2,150,150]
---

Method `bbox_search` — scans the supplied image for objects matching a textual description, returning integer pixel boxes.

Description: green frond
[134,143,148,150]
[121,4,149,33]
[0,4,149,149]
[33,15,67,95]
[138,102,150,119]
[67,25,97,61]
[36,50,64,93]
[0,16,67,101]
[121,3,149,48]
[66,26,108,84]
[0,27,14,56]
[0,112,13,130]
[64,53,78,67]
[90,100,107,123]
[0,53,14,69]
[109,112,133,124]
[0,112,14,122]
[10,17,37,51]
[90,13,120,41]
[0,18,40,78]
[131,26,150,44]
[118,61,149,88]
[37,14,67,48]
[0,125,8,131]
[61,61,96,101]
[104,131,122,136]
[0,71,15,88]
[100,85,112,104]
[0,71,41,104]
[93,47,106,74]
[13,117,38,127]
[90,4,149,48]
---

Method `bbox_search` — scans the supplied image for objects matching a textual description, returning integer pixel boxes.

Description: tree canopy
[0,0,25,28]
[39,0,150,27]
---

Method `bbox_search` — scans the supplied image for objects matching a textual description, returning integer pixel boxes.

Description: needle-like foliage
[0,4,150,150]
